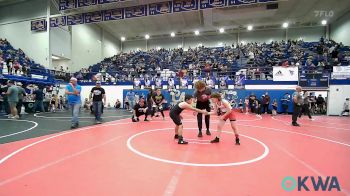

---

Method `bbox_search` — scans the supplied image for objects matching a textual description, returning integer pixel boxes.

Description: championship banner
[332,66,350,79]
[200,0,227,9]
[77,0,97,7]
[228,0,257,6]
[59,0,76,11]
[173,0,198,13]
[103,8,124,21]
[84,11,103,23]
[50,16,67,27]
[149,1,172,16]
[273,66,299,81]
[125,5,148,19]
[31,19,47,32]
[67,14,84,25]
[98,0,123,4]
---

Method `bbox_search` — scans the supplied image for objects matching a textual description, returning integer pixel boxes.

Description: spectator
[5,80,19,119]
[292,86,303,126]
[316,94,325,113]
[32,86,45,113]
[280,93,290,114]
[16,82,26,117]
[272,99,278,116]
[340,98,349,116]
[115,99,121,109]
[83,98,91,111]
[89,81,106,124]
[262,92,270,114]
[299,92,314,120]
[6,58,13,74]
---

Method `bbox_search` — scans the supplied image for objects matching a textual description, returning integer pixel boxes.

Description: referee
[292,86,303,126]
[194,80,211,137]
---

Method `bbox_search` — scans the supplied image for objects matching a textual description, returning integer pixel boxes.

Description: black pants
[196,101,211,132]
[299,104,312,119]
[249,103,255,113]
[152,104,164,118]
[262,104,269,113]
[341,109,349,116]
[256,106,261,115]
[16,99,23,117]
[292,104,302,124]
[132,110,150,121]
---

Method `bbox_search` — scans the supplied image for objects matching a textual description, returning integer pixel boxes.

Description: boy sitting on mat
[169,94,209,144]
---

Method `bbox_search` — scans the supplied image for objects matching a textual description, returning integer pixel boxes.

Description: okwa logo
[282,176,341,192]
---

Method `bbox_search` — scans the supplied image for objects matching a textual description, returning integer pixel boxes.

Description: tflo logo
[282,176,341,192]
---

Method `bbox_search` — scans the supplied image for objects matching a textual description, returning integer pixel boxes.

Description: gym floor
[0,110,349,195]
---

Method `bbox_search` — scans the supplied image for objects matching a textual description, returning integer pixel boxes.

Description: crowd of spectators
[0,39,47,78]
[73,37,350,83]
[1,37,349,83]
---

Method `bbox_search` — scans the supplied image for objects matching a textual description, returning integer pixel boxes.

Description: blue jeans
[70,103,80,125]
[93,101,102,121]
[33,100,44,112]
[129,100,135,110]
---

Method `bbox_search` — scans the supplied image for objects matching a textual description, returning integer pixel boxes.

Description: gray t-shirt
[293,92,303,105]
[303,96,310,105]
[17,86,26,101]
[7,85,19,102]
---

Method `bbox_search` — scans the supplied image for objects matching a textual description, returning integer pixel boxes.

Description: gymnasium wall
[51,26,72,60]
[50,24,121,72]
[331,11,350,46]
[80,85,133,106]
[0,0,49,67]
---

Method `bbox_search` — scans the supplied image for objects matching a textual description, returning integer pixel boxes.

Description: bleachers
[74,38,350,82]
[0,38,54,84]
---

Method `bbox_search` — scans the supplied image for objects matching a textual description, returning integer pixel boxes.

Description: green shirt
[7,85,19,102]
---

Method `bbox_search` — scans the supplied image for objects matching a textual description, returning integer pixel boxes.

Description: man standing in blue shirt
[65,77,81,129]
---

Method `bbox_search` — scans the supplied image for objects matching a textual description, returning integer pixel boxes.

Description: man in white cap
[65,77,81,128]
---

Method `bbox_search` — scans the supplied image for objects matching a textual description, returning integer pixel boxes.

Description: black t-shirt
[153,94,164,104]
[1,87,8,100]
[33,89,44,101]
[91,87,105,102]
[134,103,147,115]
[249,95,256,104]
[6,59,13,65]
[194,88,211,102]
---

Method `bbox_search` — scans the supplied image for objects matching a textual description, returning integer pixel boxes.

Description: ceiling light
[219,28,225,33]
[194,30,199,35]
[321,20,327,25]
[247,25,253,31]
[51,56,60,60]
[170,32,175,37]
[282,22,289,28]
[121,37,126,41]
[145,34,150,39]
